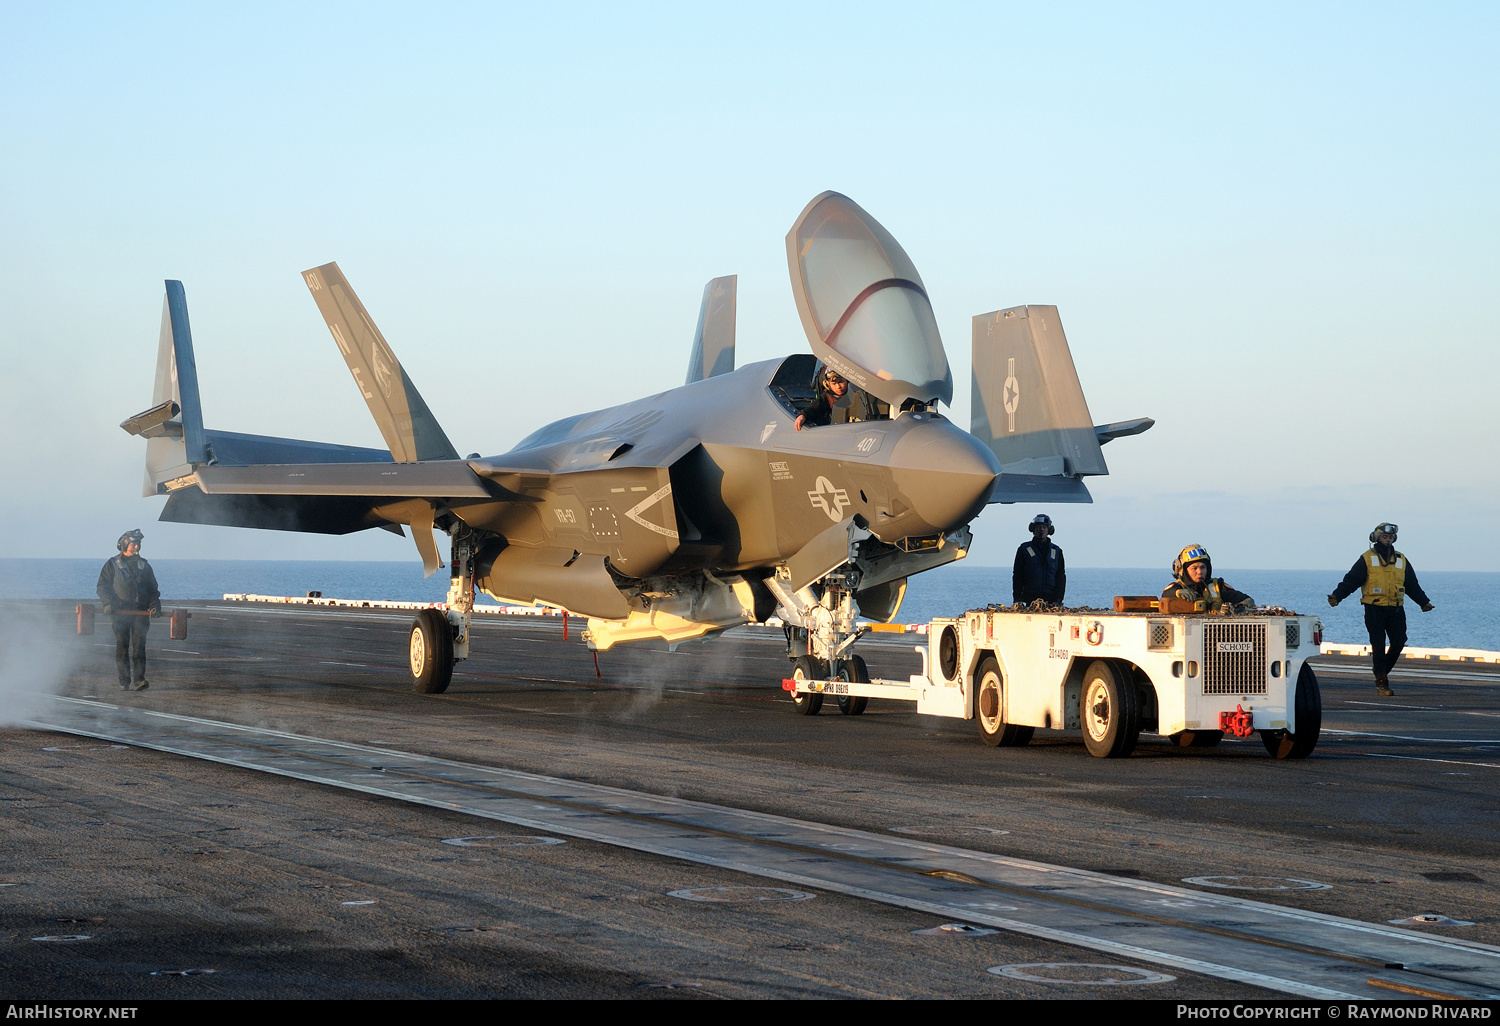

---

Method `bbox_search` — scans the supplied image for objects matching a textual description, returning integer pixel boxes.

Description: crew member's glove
[150,607,162,618]
[101,604,113,615]
[1420,603,1434,612]
[1326,594,1339,607]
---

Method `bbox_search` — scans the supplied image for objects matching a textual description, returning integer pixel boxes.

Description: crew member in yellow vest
[1328,522,1434,697]
[1161,544,1255,612]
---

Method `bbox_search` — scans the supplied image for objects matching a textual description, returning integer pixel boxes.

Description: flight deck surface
[5,600,1500,999]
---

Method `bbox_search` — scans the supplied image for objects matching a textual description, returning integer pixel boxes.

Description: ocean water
[4,558,1495,651]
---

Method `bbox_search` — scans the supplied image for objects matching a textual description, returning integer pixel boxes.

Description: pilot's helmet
[1173,543,1211,580]
[1029,514,1055,536]
[117,529,144,552]
[1369,522,1399,545]
[822,369,847,390]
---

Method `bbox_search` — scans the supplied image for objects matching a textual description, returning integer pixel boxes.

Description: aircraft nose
[888,417,1000,535]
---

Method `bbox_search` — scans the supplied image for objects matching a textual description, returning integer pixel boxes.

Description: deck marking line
[23,696,1500,1000]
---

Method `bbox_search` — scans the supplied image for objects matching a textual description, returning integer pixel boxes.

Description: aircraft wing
[190,461,492,497]
[164,460,510,575]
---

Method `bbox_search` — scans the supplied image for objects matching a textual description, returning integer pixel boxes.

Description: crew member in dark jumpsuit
[794,367,886,430]
[1013,514,1066,606]
[1161,544,1255,612]
[96,529,161,691]
[1327,522,1434,697]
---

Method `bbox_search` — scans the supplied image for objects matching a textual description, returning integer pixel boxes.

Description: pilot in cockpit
[794,366,889,431]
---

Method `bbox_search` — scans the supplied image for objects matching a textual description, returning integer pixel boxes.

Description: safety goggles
[1376,523,1398,536]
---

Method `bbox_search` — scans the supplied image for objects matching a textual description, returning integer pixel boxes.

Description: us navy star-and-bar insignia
[1003,356,1020,433]
[807,476,850,522]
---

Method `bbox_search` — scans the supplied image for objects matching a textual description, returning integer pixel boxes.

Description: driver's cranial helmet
[1173,544,1210,580]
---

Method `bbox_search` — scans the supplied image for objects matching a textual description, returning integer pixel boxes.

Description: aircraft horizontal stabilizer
[120,400,180,439]
[1095,417,1154,445]
[160,489,403,536]
[684,275,736,385]
[302,262,460,463]
[989,474,1092,503]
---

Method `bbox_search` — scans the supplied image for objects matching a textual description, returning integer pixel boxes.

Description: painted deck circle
[988,962,1176,985]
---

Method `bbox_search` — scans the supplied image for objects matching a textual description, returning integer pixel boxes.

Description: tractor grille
[1147,621,1173,649]
[1285,620,1301,650]
[1202,621,1267,695]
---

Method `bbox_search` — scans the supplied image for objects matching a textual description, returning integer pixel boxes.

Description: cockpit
[767,355,895,423]
[784,192,953,412]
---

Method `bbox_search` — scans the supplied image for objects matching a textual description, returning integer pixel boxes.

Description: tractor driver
[1162,544,1255,612]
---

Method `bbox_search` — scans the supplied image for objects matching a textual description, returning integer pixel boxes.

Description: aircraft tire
[836,654,869,716]
[790,655,824,716]
[410,609,454,695]
[975,654,1033,748]
[1080,659,1140,758]
[1261,663,1321,759]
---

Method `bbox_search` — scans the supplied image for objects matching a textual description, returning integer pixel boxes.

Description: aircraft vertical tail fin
[684,275,736,384]
[972,305,1107,503]
[121,282,208,496]
[301,262,460,463]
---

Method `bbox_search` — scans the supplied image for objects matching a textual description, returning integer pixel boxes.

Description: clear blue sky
[2,3,1496,571]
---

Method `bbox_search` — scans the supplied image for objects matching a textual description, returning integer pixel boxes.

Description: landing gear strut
[407,527,477,694]
[771,571,871,716]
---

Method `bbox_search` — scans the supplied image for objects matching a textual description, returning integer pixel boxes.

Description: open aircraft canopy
[785,192,953,410]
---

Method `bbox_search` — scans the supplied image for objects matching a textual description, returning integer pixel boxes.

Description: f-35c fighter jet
[122,192,1152,698]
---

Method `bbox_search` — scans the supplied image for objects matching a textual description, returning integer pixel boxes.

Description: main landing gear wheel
[790,655,824,716]
[975,655,1032,748]
[409,609,454,695]
[1080,659,1140,758]
[836,654,869,716]
[1262,662,1322,759]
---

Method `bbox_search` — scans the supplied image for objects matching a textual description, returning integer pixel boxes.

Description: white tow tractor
[783,601,1325,759]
